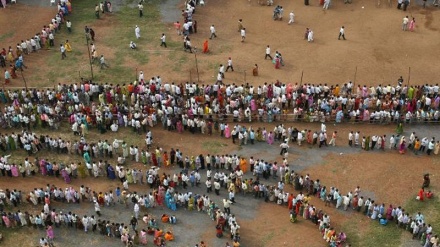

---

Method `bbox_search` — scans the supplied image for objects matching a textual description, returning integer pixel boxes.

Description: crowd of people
[0,77,439,138]
[0,184,177,247]
[2,1,440,247]
[2,0,73,85]
[1,123,439,246]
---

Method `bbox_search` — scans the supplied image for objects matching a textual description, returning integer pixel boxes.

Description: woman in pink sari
[224,124,231,138]
[2,213,11,227]
[140,229,148,245]
[11,164,19,177]
[399,136,406,154]
[409,18,415,32]
[176,120,183,133]
[40,159,47,176]
[250,99,256,111]
[262,127,267,141]
[267,131,274,145]
[46,225,54,241]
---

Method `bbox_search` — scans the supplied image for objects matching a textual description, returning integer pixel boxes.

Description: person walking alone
[60,44,67,59]
[160,33,167,48]
[138,2,143,17]
[338,26,346,40]
[226,57,234,72]
[240,28,246,42]
[100,55,109,69]
[265,45,273,60]
[323,0,331,9]
[135,25,141,39]
[288,11,295,24]
[209,25,217,39]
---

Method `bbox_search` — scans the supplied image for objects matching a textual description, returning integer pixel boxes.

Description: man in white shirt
[209,24,217,39]
[402,16,409,31]
[338,26,346,40]
[226,57,234,72]
[240,28,246,42]
[265,45,273,60]
[288,11,295,24]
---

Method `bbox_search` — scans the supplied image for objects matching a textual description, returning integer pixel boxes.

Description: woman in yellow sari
[65,40,72,52]
[239,158,247,173]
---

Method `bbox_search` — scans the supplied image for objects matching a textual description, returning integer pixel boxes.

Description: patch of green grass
[202,141,227,154]
[361,222,402,247]
[0,31,14,42]
[341,220,361,246]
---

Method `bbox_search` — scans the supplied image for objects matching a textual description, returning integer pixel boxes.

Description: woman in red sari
[418,188,424,201]
[202,39,209,53]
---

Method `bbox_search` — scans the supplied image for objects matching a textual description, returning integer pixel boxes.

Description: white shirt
[340,27,345,34]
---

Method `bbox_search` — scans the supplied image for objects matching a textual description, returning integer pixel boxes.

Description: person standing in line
[288,11,295,24]
[160,33,167,48]
[209,24,217,39]
[402,16,409,31]
[60,44,67,60]
[135,25,141,39]
[338,26,346,40]
[138,2,143,17]
[328,131,337,146]
[240,28,246,42]
[4,69,11,84]
[226,57,234,72]
[265,45,273,60]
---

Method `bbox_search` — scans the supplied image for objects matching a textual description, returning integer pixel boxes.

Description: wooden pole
[20,70,28,91]
[353,66,358,89]
[300,70,304,86]
[135,68,138,82]
[244,70,246,83]
[407,67,411,86]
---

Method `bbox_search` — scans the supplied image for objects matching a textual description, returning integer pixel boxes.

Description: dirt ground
[0,4,56,47]
[1,0,440,246]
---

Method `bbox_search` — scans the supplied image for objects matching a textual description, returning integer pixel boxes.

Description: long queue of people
[0,75,439,135]
[0,185,177,247]
[2,0,72,85]
[4,131,437,246]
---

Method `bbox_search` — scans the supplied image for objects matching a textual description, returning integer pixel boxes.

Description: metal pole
[135,68,138,82]
[194,47,200,83]
[86,34,94,80]
[20,70,28,91]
